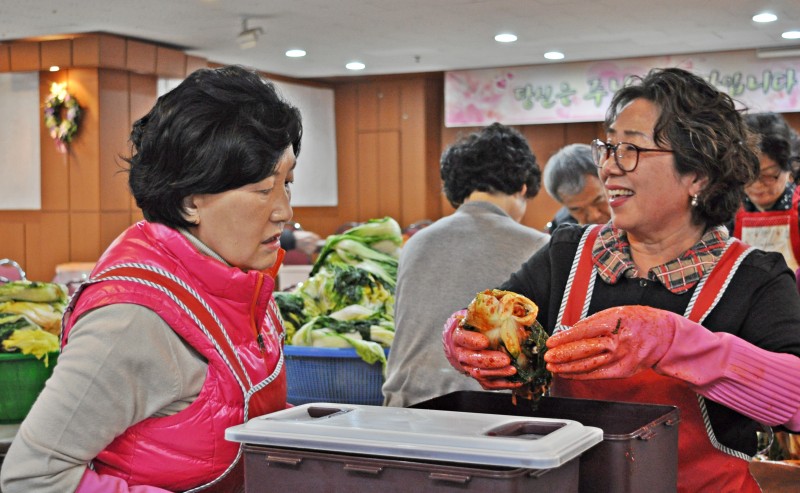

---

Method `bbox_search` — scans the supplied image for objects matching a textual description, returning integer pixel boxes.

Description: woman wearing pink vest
[1,65,303,493]
[443,68,800,492]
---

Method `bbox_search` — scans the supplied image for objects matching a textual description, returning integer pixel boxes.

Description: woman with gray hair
[543,143,610,231]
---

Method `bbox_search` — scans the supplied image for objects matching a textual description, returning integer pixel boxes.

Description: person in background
[1,65,303,493]
[733,112,800,270]
[442,68,800,492]
[382,122,549,407]
[543,143,611,232]
[280,223,322,259]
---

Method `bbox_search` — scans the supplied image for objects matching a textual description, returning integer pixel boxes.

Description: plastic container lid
[226,403,603,469]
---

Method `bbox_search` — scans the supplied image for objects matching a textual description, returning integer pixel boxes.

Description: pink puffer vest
[62,221,287,492]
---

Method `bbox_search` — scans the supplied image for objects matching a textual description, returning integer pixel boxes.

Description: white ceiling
[1,0,799,79]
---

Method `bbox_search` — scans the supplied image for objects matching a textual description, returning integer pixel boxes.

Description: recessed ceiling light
[346,61,366,71]
[783,30,800,39]
[753,13,778,23]
[495,33,517,43]
[48,65,60,72]
[285,49,306,58]
[544,51,565,60]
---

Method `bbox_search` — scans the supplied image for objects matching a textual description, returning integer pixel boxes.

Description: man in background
[543,143,610,232]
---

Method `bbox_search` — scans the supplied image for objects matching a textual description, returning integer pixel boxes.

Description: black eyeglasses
[591,139,675,172]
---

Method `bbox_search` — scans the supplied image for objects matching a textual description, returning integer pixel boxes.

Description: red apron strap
[561,225,601,327]
[685,239,750,323]
[790,186,800,265]
[93,265,251,391]
[733,206,745,239]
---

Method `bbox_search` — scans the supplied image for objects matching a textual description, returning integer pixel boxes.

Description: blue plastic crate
[284,346,389,406]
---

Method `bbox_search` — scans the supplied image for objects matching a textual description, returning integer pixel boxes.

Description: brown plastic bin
[242,444,580,492]
[410,391,680,493]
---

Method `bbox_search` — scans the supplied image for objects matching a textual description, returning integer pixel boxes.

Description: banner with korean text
[444,50,799,127]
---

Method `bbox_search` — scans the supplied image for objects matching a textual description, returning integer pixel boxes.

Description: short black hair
[440,122,541,208]
[606,67,759,227]
[125,65,303,228]
[744,112,799,172]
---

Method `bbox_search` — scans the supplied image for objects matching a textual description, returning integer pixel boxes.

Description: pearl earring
[691,194,699,207]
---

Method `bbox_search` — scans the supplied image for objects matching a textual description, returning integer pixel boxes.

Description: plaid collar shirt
[591,224,730,294]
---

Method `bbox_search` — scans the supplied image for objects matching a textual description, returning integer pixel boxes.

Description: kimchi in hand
[461,289,551,400]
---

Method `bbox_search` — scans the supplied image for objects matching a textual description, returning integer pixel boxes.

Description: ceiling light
[237,17,264,50]
[346,61,365,71]
[286,49,306,58]
[495,33,517,43]
[752,13,778,23]
[544,51,565,60]
[49,65,60,72]
[783,31,800,40]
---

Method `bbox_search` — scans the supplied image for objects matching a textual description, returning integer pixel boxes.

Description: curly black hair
[605,67,759,228]
[440,122,541,208]
[744,112,799,173]
[125,65,303,229]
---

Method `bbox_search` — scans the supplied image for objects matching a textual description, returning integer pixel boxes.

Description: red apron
[734,186,800,271]
[553,225,761,493]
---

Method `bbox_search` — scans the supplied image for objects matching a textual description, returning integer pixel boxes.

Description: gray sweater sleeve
[0,304,207,493]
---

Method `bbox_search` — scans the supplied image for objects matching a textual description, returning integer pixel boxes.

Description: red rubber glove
[544,305,676,379]
[442,310,522,389]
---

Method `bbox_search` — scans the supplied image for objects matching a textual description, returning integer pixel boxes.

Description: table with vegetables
[0,280,68,469]
[276,217,401,367]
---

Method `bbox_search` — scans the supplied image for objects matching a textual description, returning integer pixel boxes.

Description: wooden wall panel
[9,43,39,71]
[377,131,401,220]
[399,78,429,225]
[156,47,186,78]
[186,56,208,75]
[39,70,71,211]
[69,212,101,261]
[378,81,401,130]
[126,40,156,74]
[357,83,379,131]
[128,73,157,214]
[24,213,70,282]
[566,121,604,146]
[0,45,10,72]
[73,35,126,69]
[423,76,444,221]
[335,84,360,226]
[129,73,157,123]
[41,39,72,69]
[0,222,26,266]
[98,70,132,211]
[100,212,131,250]
[98,35,127,69]
[67,69,101,212]
[72,36,98,68]
[356,132,380,219]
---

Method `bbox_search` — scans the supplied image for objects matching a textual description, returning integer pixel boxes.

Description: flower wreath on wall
[43,82,82,154]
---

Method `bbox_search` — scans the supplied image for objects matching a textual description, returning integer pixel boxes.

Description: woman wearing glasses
[442,68,800,492]
[733,112,800,270]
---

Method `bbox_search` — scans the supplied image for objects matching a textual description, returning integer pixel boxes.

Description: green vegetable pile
[275,217,401,368]
[0,281,69,366]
